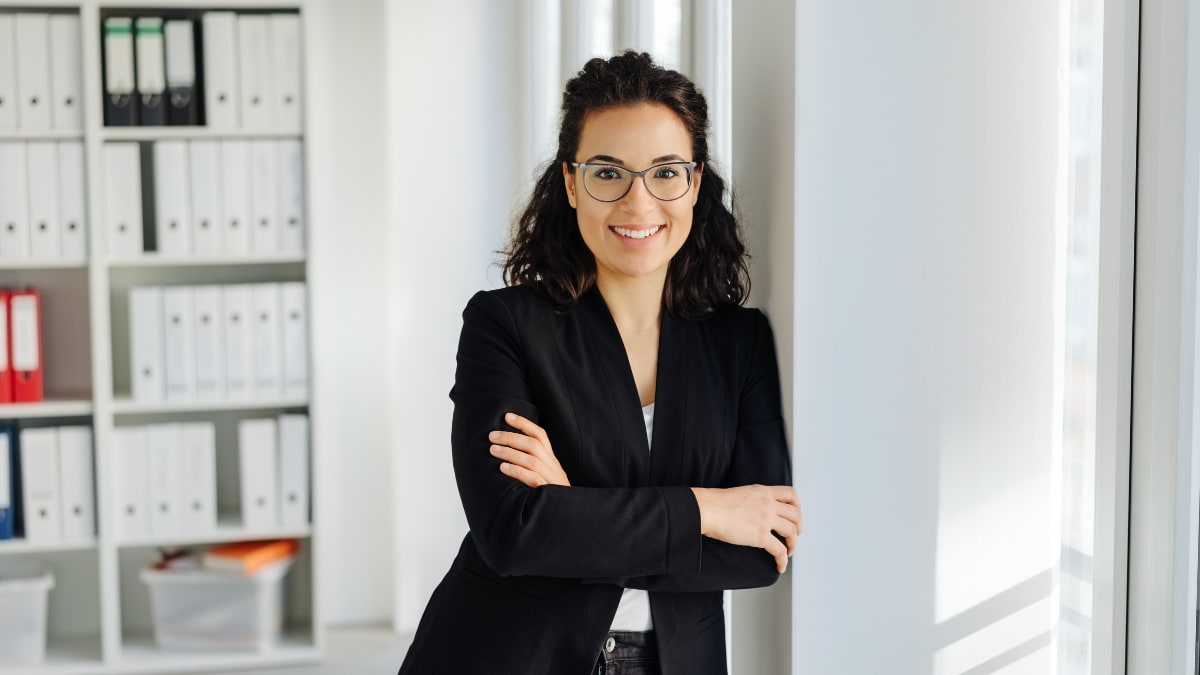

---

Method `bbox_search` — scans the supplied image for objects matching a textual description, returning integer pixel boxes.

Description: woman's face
[563,103,701,287]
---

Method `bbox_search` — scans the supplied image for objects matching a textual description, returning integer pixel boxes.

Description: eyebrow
[583,153,688,165]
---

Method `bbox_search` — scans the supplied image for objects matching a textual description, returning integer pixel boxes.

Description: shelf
[118,517,311,548]
[0,537,97,555]
[0,398,93,420]
[117,633,318,675]
[0,259,88,271]
[108,253,306,269]
[112,396,308,416]
[101,128,303,142]
[0,130,85,141]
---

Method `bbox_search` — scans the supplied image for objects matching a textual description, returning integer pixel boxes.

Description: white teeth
[611,225,663,240]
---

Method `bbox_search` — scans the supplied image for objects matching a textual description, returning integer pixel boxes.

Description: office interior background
[1,0,1198,673]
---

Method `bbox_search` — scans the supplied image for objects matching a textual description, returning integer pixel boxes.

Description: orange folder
[203,539,300,576]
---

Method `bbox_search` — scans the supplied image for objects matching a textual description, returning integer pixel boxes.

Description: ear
[562,162,577,209]
[691,162,704,206]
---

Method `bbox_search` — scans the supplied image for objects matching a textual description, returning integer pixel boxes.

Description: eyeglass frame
[568,160,700,203]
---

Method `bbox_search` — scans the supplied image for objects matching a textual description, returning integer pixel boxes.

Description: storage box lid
[140,557,293,586]
[0,568,55,593]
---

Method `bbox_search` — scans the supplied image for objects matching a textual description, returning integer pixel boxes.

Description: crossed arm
[489,412,802,574]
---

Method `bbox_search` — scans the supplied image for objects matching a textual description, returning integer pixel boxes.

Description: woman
[398,51,800,675]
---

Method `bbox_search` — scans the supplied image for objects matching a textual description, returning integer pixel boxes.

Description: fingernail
[489,431,499,441]
[499,462,510,471]
[505,412,516,421]
[489,445,500,454]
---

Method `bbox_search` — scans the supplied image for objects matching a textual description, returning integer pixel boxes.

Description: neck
[594,270,665,335]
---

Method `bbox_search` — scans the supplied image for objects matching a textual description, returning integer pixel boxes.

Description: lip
[608,224,666,244]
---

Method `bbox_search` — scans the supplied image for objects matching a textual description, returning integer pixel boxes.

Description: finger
[504,413,546,440]
[771,486,800,504]
[498,461,546,488]
[777,502,802,530]
[490,431,543,456]
[764,535,788,574]
[490,444,542,473]
[774,516,798,556]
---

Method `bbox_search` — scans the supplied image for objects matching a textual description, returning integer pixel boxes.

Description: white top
[609,402,656,632]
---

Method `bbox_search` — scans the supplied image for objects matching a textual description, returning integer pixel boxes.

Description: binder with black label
[103,17,137,126]
[135,18,166,126]
[165,19,199,126]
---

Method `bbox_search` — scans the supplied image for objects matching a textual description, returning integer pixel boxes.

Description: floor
[225,625,413,675]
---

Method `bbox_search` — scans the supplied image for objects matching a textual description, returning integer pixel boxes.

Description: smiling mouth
[609,225,665,240]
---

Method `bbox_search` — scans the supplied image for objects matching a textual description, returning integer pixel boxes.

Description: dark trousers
[592,631,661,675]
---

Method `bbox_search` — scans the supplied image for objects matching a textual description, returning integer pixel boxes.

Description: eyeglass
[570,161,698,203]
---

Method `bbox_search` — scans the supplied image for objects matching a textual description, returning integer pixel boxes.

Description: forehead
[576,103,693,163]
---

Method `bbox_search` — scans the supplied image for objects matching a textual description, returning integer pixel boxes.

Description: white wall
[306,0,394,625]
[791,2,1060,673]
[730,1,795,673]
[384,1,525,633]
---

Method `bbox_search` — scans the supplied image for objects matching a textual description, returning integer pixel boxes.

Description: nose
[619,175,657,214]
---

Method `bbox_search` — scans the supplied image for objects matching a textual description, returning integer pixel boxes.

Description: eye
[592,166,622,181]
[654,166,681,179]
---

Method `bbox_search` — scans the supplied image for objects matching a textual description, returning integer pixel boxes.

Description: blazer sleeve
[451,290,704,579]
[616,309,793,593]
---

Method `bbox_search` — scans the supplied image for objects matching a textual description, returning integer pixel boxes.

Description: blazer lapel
[649,307,688,485]
[580,287,652,484]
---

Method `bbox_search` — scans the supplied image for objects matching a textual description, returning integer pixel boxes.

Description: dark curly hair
[502,50,749,320]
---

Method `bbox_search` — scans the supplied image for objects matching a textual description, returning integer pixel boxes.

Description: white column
[385,0,526,634]
[791,1,1060,672]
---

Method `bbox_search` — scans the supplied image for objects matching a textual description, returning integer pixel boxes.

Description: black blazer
[398,285,791,675]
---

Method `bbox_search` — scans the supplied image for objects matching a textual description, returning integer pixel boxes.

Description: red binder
[10,288,43,403]
[0,291,11,404]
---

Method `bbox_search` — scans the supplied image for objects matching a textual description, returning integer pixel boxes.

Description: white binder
[250,141,279,253]
[15,14,52,130]
[179,422,216,533]
[103,17,136,126]
[154,140,192,256]
[192,285,224,400]
[146,423,181,537]
[270,14,302,133]
[162,286,196,401]
[277,140,305,253]
[0,16,17,129]
[220,141,251,255]
[281,282,308,398]
[20,427,60,542]
[222,284,254,399]
[189,140,224,256]
[103,143,144,258]
[48,15,82,131]
[201,12,238,130]
[239,418,279,531]
[236,15,273,130]
[58,141,87,261]
[278,414,309,528]
[27,142,61,260]
[113,426,150,541]
[57,426,95,541]
[129,286,165,402]
[0,143,30,260]
[252,283,283,398]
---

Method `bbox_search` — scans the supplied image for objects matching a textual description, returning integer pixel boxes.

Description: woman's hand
[489,413,571,487]
[690,485,802,573]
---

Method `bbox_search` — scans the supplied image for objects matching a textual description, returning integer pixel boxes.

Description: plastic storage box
[140,559,292,652]
[0,569,55,665]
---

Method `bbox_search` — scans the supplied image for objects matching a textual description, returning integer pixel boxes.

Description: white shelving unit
[0,1,320,673]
